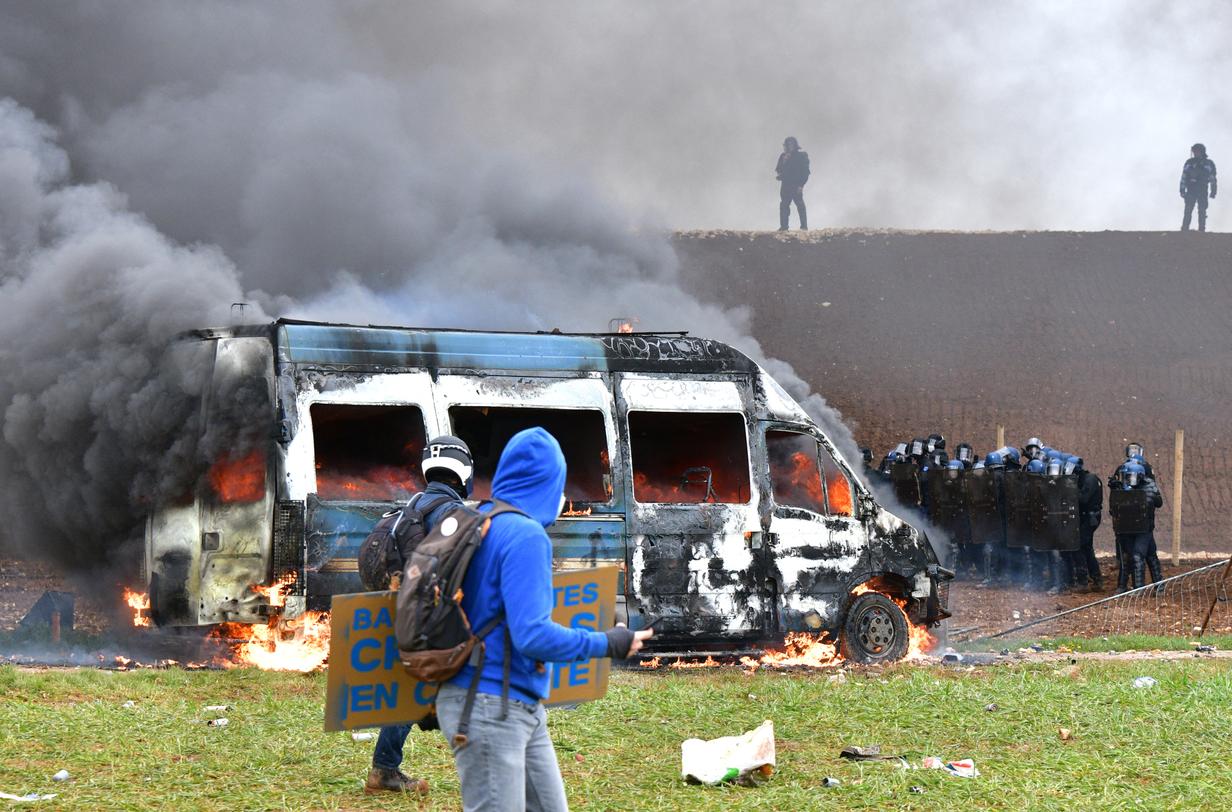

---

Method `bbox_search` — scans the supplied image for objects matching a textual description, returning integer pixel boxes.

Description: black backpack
[395,500,527,746]
[357,491,455,592]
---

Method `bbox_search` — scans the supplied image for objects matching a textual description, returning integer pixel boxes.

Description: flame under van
[146,319,950,662]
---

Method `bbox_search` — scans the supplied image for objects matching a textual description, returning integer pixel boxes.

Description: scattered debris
[206,718,229,727]
[944,759,980,778]
[574,753,585,763]
[0,793,57,802]
[1132,676,1158,689]
[1195,644,1216,653]
[1012,611,1021,620]
[909,786,925,794]
[999,648,1010,656]
[1058,728,1073,742]
[51,771,69,782]
[984,703,1000,712]
[827,671,847,685]
[941,652,964,664]
[822,777,841,788]
[203,705,229,712]
[681,720,775,786]
[921,756,944,769]
[350,732,374,742]
[121,700,136,709]
[839,745,907,767]
[1055,664,1081,679]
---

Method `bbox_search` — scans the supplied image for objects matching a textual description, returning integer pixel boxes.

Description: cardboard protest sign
[325,565,619,731]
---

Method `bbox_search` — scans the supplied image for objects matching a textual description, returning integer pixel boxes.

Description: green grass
[1,659,1230,810]
[959,633,1232,654]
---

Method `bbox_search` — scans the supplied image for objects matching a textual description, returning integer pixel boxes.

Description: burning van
[145,319,950,663]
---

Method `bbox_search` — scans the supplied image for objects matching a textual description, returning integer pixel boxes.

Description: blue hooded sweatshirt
[446,427,609,705]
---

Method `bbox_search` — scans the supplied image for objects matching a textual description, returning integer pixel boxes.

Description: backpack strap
[453,612,505,747]
[450,502,532,746]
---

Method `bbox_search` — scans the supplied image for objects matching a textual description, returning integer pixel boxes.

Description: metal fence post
[1172,429,1184,567]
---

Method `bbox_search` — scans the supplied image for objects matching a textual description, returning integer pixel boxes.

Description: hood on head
[491,427,567,527]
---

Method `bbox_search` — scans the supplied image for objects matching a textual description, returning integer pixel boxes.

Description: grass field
[1,655,1229,811]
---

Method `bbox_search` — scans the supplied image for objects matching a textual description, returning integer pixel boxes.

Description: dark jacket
[447,428,608,705]
[776,150,811,186]
[1181,157,1217,196]
[1077,470,1103,530]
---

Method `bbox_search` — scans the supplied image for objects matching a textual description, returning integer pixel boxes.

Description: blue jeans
[372,724,412,771]
[436,682,568,812]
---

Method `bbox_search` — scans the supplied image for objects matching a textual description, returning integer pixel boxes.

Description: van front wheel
[839,592,909,664]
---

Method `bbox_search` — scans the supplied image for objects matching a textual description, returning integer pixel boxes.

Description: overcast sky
[2,1,1225,235]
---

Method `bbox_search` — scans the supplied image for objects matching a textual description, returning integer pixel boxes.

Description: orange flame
[207,573,331,672]
[740,632,840,670]
[123,589,151,628]
[639,656,662,669]
[827,471,854,516]
[562,501,593,517]
[208,449,266,503]
[668,655,720,669]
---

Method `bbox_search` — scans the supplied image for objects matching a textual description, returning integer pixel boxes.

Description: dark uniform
[1108,467,1163,591]
[1180,144,1217,232]
[776,137,810,230]
[1071,467,1104,590]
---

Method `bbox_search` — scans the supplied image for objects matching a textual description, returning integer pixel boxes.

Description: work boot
[1115,551,1129,593]
[365,767,429,795]
[1091,574,1105,592]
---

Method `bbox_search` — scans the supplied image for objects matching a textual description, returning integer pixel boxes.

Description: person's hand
[604,623,655,659]
[629,627,654,657]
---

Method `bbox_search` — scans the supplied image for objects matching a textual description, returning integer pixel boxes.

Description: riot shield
[889,461,922,508]
[1038,474,1081,551]
[962,467,1003,545]
[1003,470,1039,548]
[1109,488,1152,535]
[928,467,970,544]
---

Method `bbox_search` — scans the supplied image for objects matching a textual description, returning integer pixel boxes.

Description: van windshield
[628,411,751,504]
[449,406,611,504]
[310,404,427,501]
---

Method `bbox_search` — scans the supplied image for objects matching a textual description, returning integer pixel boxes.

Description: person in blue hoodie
[436,427,652,812]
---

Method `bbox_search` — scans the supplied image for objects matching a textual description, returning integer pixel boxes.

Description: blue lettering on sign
[351,638,382,672]
[553,581,600,608]
[570,612,596,632]
[353,607,372,630]
[349,682,399,713]
[414,681,436,707]
[550,661,592,690]
[374,606,393,629]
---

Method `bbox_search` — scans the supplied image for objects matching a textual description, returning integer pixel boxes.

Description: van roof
[183,318,760,375]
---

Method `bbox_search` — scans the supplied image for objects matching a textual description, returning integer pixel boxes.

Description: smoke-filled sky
[0,1,1222,567]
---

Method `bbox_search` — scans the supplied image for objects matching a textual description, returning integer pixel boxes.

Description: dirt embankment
[675,230,1232,552]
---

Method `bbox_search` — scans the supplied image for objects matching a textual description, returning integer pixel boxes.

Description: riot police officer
[1108,462,1164,591]
[1067,456,1104,591]
[954,443,977,469]
[1022,437,1045,463]
[1180,143,1217,232]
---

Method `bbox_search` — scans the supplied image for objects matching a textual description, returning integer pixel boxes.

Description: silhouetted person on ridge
[776,136,810,231]
[1180,143,1217,232]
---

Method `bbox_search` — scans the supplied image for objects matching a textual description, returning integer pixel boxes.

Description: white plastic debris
[121,700,136,709]
[203,705,229,712]
[681,720,776,786]
[206,717,229,727]
[943,759,980,778]
[1132,676,1158,689]
[51,771,69,782]
[351,732,375,742]
[0,793,57,802]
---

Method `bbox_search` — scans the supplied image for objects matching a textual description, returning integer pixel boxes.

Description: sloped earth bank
[673,230,1232,554]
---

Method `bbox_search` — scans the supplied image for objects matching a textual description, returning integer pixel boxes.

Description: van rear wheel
[839,592,909,664]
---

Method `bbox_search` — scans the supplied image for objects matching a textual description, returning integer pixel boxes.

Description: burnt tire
[839,592,909,664]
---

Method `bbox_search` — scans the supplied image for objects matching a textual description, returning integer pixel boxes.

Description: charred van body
[145,320,949,660]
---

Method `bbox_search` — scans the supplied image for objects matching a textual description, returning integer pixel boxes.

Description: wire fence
[975,558,1232,641]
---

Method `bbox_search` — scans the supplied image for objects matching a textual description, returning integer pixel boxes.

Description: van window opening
[628,411,751,504]
[766,430,826,514]
[819,443,855,516]
[310,404,427,501]
[448,406,611,503]
[208,448,266,504]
